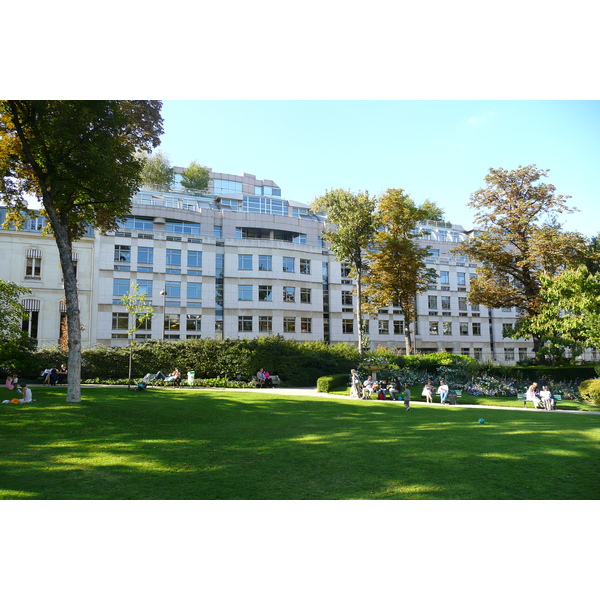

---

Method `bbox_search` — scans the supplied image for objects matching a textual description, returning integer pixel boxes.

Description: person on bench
[256,367,272,387]
[165,368,181,386]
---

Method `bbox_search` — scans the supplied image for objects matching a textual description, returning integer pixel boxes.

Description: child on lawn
[403,383,411,412]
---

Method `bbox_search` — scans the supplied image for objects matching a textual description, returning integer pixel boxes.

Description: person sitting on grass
[5,374,18,390]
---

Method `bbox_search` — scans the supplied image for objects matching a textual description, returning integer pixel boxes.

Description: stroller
[134,371,167,391]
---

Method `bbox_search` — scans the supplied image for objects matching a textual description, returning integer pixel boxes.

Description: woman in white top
[539,386,553,411]
[526,382,540,408]
[422,380,434,403]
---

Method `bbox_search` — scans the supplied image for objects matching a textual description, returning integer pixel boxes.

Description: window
[471,303,480,312]
[238,316,253,332]
[429,322,439,335]
[238,254,252,270]
[379,320,389,335]
[138,246,154,265]
[283,317,296,333]
[113,278,130,296]
[519,348,528,362]
[213,225,222,239]
[300,288,311,303]
[460,322,469,335]
[472,322,481,336]
[457,272,466,286]
[186,314,201,332]
[166,248,181,266]
[342,319,354,334]
[22,302,40,340]
[137,279,153,296]
[443,322,452,335]
[393,320,404,335]
[114,245,131,262]
[282,257,295,273]
[300,258,311,274]
[341,264,351,278]
[474,348,483,360]
[428,296,438,310]
[25,257,42,279]
[283,286,295,302]
[461,348,470,356]
[458,297,468,311]
[135,314,152,330]
[342,290,353,306]
[165,281,180,298]
[214,179,242,195]
[166,221,200,236]
[112,312,129,330]
[259,286,273,301]
[259,316,273,332]
[164,314,180,331]
[294,234,307,244]
[300,318,312,333]
[187,282,202,300]
[504,348,515,362]
[439,271,449,285]
[441,296,451,311]
[123,217,153,231]
[238,285,253,301]
[258,255,272,271]
[187,250,202,270]
[502,324,512,338]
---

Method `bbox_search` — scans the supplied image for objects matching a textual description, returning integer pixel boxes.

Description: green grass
[1,386,599,500]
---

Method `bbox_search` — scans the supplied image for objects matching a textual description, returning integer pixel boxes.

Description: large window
[138,246,154,265]
[242,196,287,215]
[137,279,153,296]
[187,250,202,270]
[238,316,253,332]
[113,278,130,296]
[443,322,452,335]
[112,312,129,330]
[214,179,242,195]
[165,281,180,298]
[428,296,438,310]
[238,254,252,270]
[25,257,42,279]
[259,285,273,301]
[186,314,201,332]
[259,316,273,332]
[439,271,450,285]
[258,255,272,271]
[123,217,153,231]
[166,249,181,267]
[393,320,404,335]
[300,258,311,274]
[187,282,202,300]
[472,322,481,336]
[282,257,295,273]
[283,287,295,302]
[300,288,311,303]
[164,314,180,331]
[342,290,353,306]
[238,285,253,301]
[441,296,451,310]
[342,319,354,334]
[166,221,201,236]
[379,320,389,335]
[114,245,131,263]
[283,317,296,333]
[300,318,312,333]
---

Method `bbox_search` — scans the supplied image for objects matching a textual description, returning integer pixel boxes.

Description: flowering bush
[465,376,519,397]
[359,356,390,368]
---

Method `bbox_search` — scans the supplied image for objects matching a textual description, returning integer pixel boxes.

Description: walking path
[227,386,600,414]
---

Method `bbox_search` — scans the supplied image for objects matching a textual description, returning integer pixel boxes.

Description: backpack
[378,390,385,400]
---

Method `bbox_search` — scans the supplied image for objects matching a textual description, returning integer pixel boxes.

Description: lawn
[1,386,599,500]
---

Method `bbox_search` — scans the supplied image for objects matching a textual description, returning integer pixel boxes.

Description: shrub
[317,373,350,393]
[579,379,600,406]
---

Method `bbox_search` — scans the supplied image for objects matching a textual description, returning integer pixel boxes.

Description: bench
[518,393,561,409]
[251,375,281,388]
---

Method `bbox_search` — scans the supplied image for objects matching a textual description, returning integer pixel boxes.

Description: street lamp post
[160,289,167,341]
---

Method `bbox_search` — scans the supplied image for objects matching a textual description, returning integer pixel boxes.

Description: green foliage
[578,379,600,406]
[0,279,35,372]
[317,373,350,393]
[180,161,210,194]
[140,150,174,191]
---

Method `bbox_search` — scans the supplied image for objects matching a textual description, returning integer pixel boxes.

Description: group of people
[350,371,411,411]
[256,367,273,387]
[42,365,67,386]
[526,382,555,410]
[3,374,34,404]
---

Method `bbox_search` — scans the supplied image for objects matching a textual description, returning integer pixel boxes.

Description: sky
[158,100,600,237]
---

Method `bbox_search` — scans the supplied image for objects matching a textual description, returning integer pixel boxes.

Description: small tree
[141,151,174,191]
[312,189,379,356]
[121,283,154,389]
[0,279,34,372]
[180,161,210,194]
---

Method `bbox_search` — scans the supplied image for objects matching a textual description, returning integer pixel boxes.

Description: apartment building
[0,168,537,364]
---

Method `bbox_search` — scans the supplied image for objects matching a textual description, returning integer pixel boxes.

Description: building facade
[0,167,543,365]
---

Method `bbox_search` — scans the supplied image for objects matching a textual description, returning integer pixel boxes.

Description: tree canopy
[180,161,210,194]
[0,279,34,371]
[140,150,174,191]
[363,189,437,354]
[452,164,589,353]
[312,189,379,355]
[0,100,163,401]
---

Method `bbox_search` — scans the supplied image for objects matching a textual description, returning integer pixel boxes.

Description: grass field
[1,386,599,500]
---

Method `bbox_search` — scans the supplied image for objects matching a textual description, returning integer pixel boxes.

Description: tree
[0,279,34,371]
[516,266,600,359]
[140,150,174,191]
[419,199,445,222]
[312,189,379,356]
[121,283,154,390]
[0,101,163,402]
[362,189,437,355]
[452,165,589,354]
[180,161,210,194]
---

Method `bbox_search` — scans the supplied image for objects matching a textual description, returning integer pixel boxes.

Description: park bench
[518,392,561,409]
[251,375,281,388]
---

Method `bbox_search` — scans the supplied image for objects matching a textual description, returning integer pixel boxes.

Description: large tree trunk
[355,272,364,357]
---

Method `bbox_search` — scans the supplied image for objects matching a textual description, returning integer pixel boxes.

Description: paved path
[226,386,600,414]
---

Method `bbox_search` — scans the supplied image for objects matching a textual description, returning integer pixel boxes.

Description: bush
[317,373,350,393]
[579,379,600,406]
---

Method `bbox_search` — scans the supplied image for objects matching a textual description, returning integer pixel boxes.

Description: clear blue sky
[158,100,600,238]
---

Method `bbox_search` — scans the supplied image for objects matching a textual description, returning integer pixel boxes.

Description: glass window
[123,217,153,231]
[440,271,449,284]
[259,255,272,271]
[300,259,311,274]
[112,312,129,330]
[136,279,152,296]
[114,245,131,262]
[429,322,439,335]
[238,254,252,270]
[187,282,202,300]
[164,314,180,331]
[460,322,469,335]
[458,297,468,311]
[393,320,404,335]
[188,250,202,268]
[238,285,253,301]
[379,320,389,335]
[283,287,295,302]
[214,225,222,238]
[300,288,311,303]
[443,322,452,335]
[441,296,451,310]
[166,249,181,266]
[504,348,515,362]
[165,281,180,298]
[474,348,483,360]
[186,314,201,332]
[259,285,272,301]
[138,246,153,264]
[472,323,481,336]
[301,318,312,333]
[342,319,354,334]
[342,290,353,306]
[519,348,528,362]
[166,221,201,236]
[282,257,295,273]
[259,316,273,332]
[457,272,466,286]
[293,234,307,245]
[113,278,130,296]
[25,257,42,279]
[238,316,253,332]
[214,179,242,195]
[341,264,351,278]
[283,317,296,333]
[471,303,480,312]
[428,296,438,310]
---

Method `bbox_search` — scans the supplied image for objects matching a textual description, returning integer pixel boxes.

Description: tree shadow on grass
[1,389,599,500]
